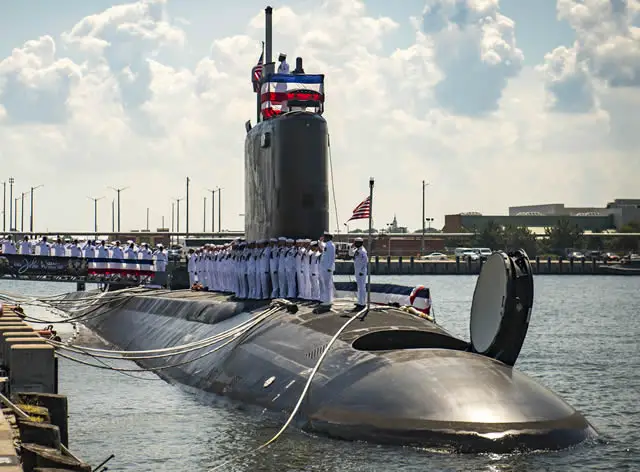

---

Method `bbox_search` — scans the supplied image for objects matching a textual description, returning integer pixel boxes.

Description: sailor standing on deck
[124,242,138,272]
[110,241,124,271]
[302,239,312,299]
[69,240,82,258]
[351,237,368,310]
[187,249,197,287]
[1,236,16,254]
[52,238,66,257]
[36,237,51,256]
[277,237,287,298]
[309,241,320,301]
[96,241,109,271]
[19,236,33,255]
[283,239,295,298]
[318,232,335,311]
[268,238,279,298]
[154,244,168,272]
[259,240,270,299]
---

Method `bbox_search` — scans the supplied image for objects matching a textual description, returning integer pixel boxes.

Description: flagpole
[256,41,264,123]
[367,177,374,310]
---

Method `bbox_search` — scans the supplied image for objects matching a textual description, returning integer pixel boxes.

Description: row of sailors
[188,235,336,304]
[0,236,168,272]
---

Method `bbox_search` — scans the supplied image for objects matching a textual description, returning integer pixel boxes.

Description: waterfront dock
[0,303,91,472]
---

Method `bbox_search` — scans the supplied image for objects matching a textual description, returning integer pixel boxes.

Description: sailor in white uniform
[268,238,279,298]
[124,242,138,272]
[258,240,270,299]
[138,243,153,278]
[285,239,297,298]
[19,236,32,255]
[96,241,109,270]
[36,237,51,256]
[1,236,17,254]
[277,237,288,298]
[187,249,197,287]
[52,237,66,257]
[309,241,320,301]
[154,244,168,273]
[319,232,335,309]
[302,239,312,299]
[351,237,368,309]
[110,241,124,271]
[69,240,82,258]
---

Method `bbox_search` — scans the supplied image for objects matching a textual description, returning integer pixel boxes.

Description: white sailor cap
[310,240,318,246]
[269,238,278,243]
[304,239,311,243]
[354,237,364,242]
[295,239,303,243]
[286,238,294,243]
[258,239,267,244]
[127,240,134,244]
[278,237,287,241]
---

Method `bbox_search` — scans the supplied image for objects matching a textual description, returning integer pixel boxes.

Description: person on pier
[268,238,279,298]
[285,238,297,299]
[309,241,320,301]
[277,237,288,298]
[1,236,16,254]
[258,240,270,299]
[36,236,51,256]
[52,237,66,257]
[350,237,368,310]
[69,239,82,258]
[187,248,197,287]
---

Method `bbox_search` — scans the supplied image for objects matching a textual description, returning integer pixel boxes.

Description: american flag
[347,196,371,221]
[251,48,264,92]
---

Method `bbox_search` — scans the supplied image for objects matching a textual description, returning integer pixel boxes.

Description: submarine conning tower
[244,6,329,242]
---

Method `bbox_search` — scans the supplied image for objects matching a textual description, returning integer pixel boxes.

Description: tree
[473,220,505,250]
[448,226,474,248]
[504,225,538,257]
[586,228,604,251]
[608,221,640,253]
[544,218,584,255]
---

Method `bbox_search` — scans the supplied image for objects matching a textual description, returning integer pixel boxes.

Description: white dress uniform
[124,246,138,272]
[319,238,336,305]
[1,239,16,254]
[69,243,82,258]
[111,245,124,270]
[352,241,368,306]
[302,241,312,299]
[268,239,279,298]
[52,242,66,257]
[154,248,168,272]
[259,243,270,299]
[19,240,33,255]
[285,241,297,298]
[36,240,51,256]
[188,252,197,286]
[96,244,109,269]
[247,246,256,299]
[277,239,288,297]
[310,243,320,301]
[295,241,305,299]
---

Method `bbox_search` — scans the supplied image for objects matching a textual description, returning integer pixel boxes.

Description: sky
[0,0,638,234]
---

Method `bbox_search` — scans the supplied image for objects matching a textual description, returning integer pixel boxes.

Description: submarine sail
[244,7,329,241]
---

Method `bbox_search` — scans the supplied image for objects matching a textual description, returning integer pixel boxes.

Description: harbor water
[0,275,638,471]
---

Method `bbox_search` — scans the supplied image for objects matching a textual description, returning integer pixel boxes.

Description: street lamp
[1,181,6,232]
[203,196,207,232]
[421,180,430,256]
[29,185,43,232]
[88,196,104,235]
[108,186,129,233]
[206,188,216,232]
[173,197,184,233]
[20,192,26,232]
[185,177,190,237]
[8,177,14,231]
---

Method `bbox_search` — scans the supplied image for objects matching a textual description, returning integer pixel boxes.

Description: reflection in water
[0,276,638,471]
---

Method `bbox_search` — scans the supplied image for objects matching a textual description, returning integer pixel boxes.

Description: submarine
[56,6,597,453]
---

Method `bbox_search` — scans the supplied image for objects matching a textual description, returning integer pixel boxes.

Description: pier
[0,303,92,471]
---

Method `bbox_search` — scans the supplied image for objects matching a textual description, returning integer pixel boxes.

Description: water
[0,276,638,471]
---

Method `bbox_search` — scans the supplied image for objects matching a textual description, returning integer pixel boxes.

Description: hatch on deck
[352,329,468,352]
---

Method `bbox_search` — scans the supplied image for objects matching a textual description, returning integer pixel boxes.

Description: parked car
[167,245,184,262]
[422,252,448,261]
[473,248,492,261]
[567,251,586,261]
[601,252,620,262]
[461,250,480,262]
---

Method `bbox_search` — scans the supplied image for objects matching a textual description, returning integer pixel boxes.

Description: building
[509,199,640,229]
[443,213,615,233]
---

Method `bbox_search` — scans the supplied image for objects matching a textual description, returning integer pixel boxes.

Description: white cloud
[0,0,637,236]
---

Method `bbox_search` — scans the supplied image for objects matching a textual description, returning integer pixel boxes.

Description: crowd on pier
[188,232,369,309]
[0,234,168,271]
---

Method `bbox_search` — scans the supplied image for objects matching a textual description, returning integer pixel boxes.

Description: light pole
[171,202,175,233]
[8,177,14,231]
[146,208,150,231]
[203,196,207,232]
[108,186,129,233]
[1,181,6,232]
[88,196,104,235]
[29,185,43,232]
[173,197,183,233]
[421,180,430,257]
[14,197,18,231]
[217,187,222,232]
[111,200,115,232]
[186,177,190,237]
[207,188,216,232]
[20,192,26,232]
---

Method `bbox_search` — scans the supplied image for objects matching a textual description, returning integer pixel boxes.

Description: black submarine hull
[66,289,596,453]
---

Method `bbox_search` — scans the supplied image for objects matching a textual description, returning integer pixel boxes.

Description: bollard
[374,256,379,274]
[398,256,403,274]
[9,344,56,395]
[455,256,460,274]
[535,256,540,274]
[4,337,47,368]
[14,393,69,448]
[409,256,414,274]
[547,256,552,273]
[76,281,86,292]
[559,257,564,273]
[592,257,597,273]
[467,257,472,274]
[386,256,391,275]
